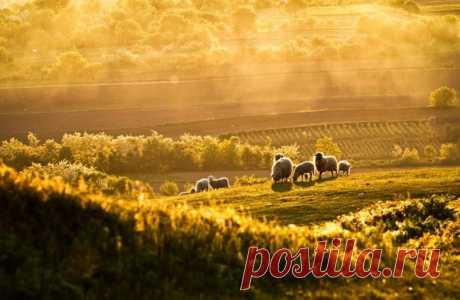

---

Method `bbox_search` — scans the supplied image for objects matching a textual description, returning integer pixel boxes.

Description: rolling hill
[1,163,460,299]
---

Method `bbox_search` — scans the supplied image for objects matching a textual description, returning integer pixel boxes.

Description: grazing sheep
[195,178,210,193]
[271,157,293,183]
[315,152,338,180]
[338,160,352,176]
[274,153,284,162]
[292,161,316,182]
[208,176,230,189]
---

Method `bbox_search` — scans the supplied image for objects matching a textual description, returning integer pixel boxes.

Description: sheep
[338,160,352,176]
[195,178,210,193]
[274,153,284,162]
[208,176,230,189]
[292,161,316,182]
[271,157,293,183]
[315,152,338,180]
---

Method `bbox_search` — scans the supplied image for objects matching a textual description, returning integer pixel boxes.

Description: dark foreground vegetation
[1,163,460,299]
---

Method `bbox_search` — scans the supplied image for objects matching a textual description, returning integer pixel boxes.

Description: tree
[403,0,421,13]
[276,144,300,162]
[424,145,437,163]
[218,136,241,169]
[114,19,144,45]
[285,0,307,15]
[391,144,403,158]
[400,148,420,165]
[429,86,458,108]
[232,6,256,34]
[27,132,40,147]
[34,0,70,10]
[47,51,89,80]
[159,181,179,196]
[439,143,459,163]
[315,136,342,159]
[158,14,190,35]
[0,47,12,64]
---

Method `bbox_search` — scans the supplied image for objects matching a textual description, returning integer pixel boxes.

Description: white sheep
[315,152,338,180]
[292,161,316,182]
[338,160,352,176]
[271,157,293,183]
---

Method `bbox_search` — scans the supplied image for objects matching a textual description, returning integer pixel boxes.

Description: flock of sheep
[180,152,351,195]
[271,152,351,183]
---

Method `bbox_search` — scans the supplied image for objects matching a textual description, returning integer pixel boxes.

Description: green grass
[168,167,460,225]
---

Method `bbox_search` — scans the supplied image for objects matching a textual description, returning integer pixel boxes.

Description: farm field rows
[226,119,440,160]
[1,105,459,142]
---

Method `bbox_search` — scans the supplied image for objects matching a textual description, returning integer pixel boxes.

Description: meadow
[167,167,460,224]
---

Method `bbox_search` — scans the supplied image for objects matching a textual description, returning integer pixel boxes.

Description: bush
[387,0,420,13]
[0,135,61,170]
[114,19,144,45]
[159,180,179,196]
[285,0,307,14]
[232,6,256,34]
[46,51,90,80]
[429,86,458,108]
[0,132,274,174]
[22,161,154,197]
[424,144,438,162]
[0,47,12,64]
[315,136,342,159]
[391,144,403,158]
[339,195,456,244]
[391,145,421,165]
[400,148,420,165]
[439,143,459,163]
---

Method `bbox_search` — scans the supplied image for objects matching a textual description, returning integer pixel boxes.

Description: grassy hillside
[170,167,460,225]
[1,163,460,299]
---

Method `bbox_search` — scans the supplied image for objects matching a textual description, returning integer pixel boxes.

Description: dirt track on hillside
[1,106,458,140]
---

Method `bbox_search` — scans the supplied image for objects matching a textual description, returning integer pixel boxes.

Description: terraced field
[223,119,440,160]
